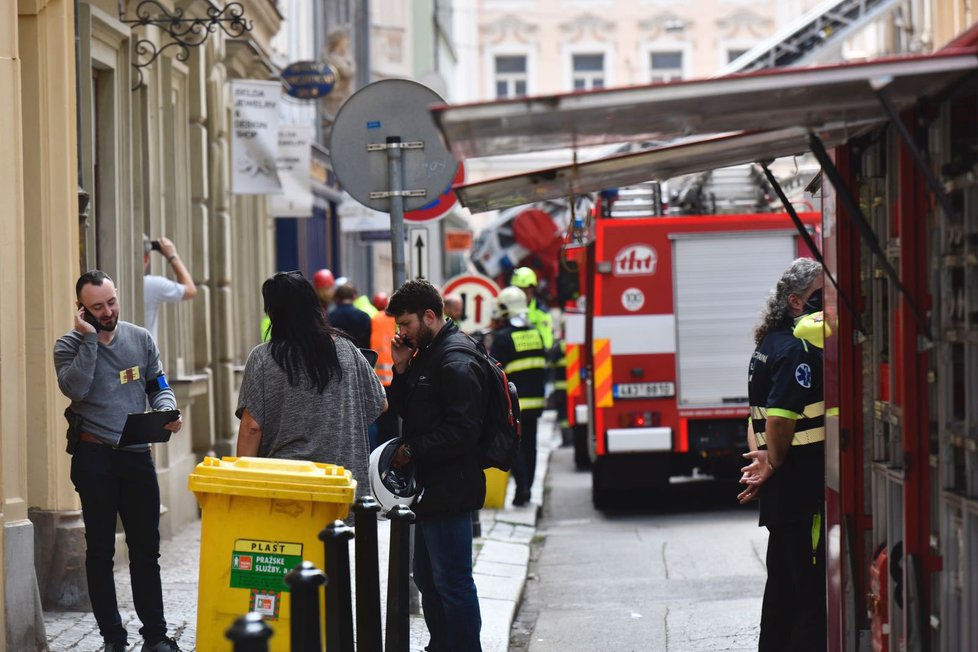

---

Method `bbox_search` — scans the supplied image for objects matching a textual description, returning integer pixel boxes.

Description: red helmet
[372,291,390,311]
[312,269,335,290]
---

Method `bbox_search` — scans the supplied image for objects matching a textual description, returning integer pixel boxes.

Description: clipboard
[118,409,180,447]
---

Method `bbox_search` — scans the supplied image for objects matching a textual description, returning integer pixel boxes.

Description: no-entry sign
[442,274,500,333]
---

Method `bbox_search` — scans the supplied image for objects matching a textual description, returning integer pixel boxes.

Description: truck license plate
[613,382,675,399]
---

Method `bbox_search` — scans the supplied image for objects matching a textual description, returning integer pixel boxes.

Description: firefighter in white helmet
[490,286,547,506]
[510,267,554,350]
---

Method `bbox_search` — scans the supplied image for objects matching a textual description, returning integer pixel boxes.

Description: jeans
[413,513,482,651]
[512,410,540,495]
[70,442,166,646]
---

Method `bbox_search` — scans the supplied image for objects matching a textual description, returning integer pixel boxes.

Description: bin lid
[188,456,356,503]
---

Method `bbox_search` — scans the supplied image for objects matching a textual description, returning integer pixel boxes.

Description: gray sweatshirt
[54,321,176,450]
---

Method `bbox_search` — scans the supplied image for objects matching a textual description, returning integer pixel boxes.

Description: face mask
[804,289,823,314]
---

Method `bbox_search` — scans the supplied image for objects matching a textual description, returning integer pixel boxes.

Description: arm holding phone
[153,237,197,300]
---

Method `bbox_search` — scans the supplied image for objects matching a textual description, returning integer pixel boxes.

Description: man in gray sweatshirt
[54,270,183,652]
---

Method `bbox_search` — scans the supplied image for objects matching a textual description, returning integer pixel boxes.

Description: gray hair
[754,258,822,345]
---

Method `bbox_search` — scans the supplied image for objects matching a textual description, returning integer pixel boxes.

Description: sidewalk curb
[467,412,557,652]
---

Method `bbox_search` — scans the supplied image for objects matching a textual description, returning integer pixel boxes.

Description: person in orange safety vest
[370,292,395,387]
[370,291,399,448]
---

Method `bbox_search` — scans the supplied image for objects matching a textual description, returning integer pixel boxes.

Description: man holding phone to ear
[53,270,184,652]
[143,234,197,342]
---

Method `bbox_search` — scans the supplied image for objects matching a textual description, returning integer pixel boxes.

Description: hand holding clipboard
[118,410,182,447]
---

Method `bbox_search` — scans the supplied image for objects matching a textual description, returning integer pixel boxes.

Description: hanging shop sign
[231,79,282,194]
[281,61,337,99]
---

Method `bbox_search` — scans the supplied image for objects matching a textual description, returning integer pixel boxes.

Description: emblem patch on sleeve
[795,363,812,389]
[119,366,141,384]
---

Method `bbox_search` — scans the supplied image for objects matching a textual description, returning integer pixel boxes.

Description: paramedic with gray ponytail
[738,258,826,652]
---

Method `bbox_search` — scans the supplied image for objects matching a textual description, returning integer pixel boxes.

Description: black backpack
[441,337,522,471]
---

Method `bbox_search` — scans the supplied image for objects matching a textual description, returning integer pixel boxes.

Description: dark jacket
[387,321,487,516]
[329,303,372,349]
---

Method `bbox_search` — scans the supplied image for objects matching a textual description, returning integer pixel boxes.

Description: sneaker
[141,637,181,652]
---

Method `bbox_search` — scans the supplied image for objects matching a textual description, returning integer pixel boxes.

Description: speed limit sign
[442,274,500,334]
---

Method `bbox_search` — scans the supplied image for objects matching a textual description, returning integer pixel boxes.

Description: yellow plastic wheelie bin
[188,456,355,651]
[483,468,510,509]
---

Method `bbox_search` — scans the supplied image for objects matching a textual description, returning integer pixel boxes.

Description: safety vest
[748,323,825,448]
[553,340,568,392]
[527,299,554,350]
[496,323,547,412]
[354,295,378,318]
[370,312,396,386]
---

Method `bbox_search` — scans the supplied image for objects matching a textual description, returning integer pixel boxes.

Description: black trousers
[512,410,540,493]
[759,512,827,652]
[70,442,166,646]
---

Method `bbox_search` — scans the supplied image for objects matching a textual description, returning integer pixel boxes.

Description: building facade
[3,1,284,648]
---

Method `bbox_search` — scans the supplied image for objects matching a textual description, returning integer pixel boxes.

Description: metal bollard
[385,504,416,652]
[226,612,273,652]
[285,561,327,652]
[320,519,355,652]
[353,496,383,652]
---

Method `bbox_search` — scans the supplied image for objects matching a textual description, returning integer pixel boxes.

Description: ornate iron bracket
[121,0,253,89]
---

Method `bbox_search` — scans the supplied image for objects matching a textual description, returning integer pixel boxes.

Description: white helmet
[496,286,528,319]
[368,438,417,512]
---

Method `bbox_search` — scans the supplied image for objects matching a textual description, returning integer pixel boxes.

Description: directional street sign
[442,274,501,334]
[408,227,429,279]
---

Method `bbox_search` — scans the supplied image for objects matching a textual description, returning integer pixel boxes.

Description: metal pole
[320,520,356,652]
[387,136,408,289]
[226,612,273,652]
[353,497,383,652]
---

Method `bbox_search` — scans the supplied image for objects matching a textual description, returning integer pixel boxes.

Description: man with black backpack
[386,279,487,652]
[491,286,547,506]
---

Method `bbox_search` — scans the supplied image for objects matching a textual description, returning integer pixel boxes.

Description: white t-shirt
[144,274,185,341]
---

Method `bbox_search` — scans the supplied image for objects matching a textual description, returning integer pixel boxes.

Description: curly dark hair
[386,279,443,319]
[754,258,822,345]
[262,271,346,393]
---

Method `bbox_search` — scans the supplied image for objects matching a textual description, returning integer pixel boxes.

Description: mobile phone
[82,307,103,332]
[150,240,162,252]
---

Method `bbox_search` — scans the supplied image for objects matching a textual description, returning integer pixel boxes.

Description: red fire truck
[563,210,819,508]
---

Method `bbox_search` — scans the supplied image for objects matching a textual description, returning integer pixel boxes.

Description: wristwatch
[402,444,413,461]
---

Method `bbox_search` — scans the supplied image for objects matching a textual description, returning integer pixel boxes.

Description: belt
[80,432,107,445]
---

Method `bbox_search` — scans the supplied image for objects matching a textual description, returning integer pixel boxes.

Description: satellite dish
[329,79,458,212]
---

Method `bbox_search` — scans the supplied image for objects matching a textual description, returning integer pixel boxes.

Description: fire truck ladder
[716,0,904,76]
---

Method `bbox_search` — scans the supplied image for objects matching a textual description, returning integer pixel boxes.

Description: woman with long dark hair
[235,272,386,496]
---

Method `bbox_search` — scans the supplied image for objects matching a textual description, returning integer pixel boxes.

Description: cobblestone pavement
[44,522,201,651]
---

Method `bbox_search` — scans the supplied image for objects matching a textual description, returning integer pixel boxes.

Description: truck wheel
[573,425,590,471]
[591,459,619,510]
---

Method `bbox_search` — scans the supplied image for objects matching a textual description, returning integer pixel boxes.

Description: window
[572,53,605,90]
[650,51,683,83]
[495,55,527,98]
[727,49,749,64]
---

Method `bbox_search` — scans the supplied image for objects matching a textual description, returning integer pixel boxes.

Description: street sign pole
[386,136,407,288]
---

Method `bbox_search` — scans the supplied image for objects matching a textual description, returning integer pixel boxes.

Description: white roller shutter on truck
[672,231,798,407]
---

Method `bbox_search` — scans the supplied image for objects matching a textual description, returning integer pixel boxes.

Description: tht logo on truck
[613,244,657,276]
